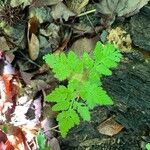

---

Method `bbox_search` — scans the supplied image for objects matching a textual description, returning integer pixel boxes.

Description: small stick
[77,9,96,17]
[19,51,41,68]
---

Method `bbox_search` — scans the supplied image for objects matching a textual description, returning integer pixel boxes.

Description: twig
[77,9,96,17]
[19,51,41,68]
[43,125,60,133]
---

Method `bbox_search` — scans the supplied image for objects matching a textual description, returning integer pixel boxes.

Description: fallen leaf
[51,2,75,21]
[66,0,89,14]
[20,71,33,85]
[27,17,40,60]
[97,117,124,136]
[11,94,42,128]
[96,0,149,25]
[29,7,52,24]
[49,137,61,150]
[2,24,26,48]
[40,23,61,52]
[70,37,98,57]
[7,128,28,150]
[28,33,40,60]
[0,37,10,51]
[10,0,32,8]
[0,51,18,122]
[31,0,62,7]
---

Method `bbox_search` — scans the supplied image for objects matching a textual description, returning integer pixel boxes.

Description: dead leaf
[51,2,75,21]
[97,117,124,136]
[0,51,18,122]
[27,16,40,60]
[49,137,61,150]
[0,37,10,51]
[40,23,60,50]
[70,37,98,57]
[66,0,89,14]
[28,33,40,60]
[7,128,27,150]
[29,7,52,24]
[31,0,63,7]
[96,0,149,25]
[55,28,72,53]
[11,94,42,128]
[20,71,33,85]
[10,0,32,8]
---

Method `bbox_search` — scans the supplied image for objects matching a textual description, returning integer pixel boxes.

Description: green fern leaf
[95,64,112,75]
[57,110,80,137]
[52,101,70,111]
[45,86,68,102]
[94,42,122,70]
[75,102,91,121]
[88,69,101,85]
[43,53,71,80]
[79,82,113,108]
[97,87,113,105]
[82,52,94,69]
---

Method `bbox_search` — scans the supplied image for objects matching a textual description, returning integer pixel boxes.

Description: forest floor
[0,0,150,150]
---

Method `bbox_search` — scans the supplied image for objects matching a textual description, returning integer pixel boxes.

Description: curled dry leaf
[27,16,40,60]
[51,2,75,21]
[97,117,124,136]
[28,33,40,61]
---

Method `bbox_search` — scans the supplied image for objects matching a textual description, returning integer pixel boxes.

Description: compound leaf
[57,110,80,137]
[52,101,70,111]
[82,52,94,69]
[76,103,91,121]
[80,82,113,108]
[94,42,122,70]
[96,64,112,75]
[45,86,68,102]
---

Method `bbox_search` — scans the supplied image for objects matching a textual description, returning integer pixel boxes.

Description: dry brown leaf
[0,37,10,51]
[70,37,98,57]
[51,2,75,21]
[66,0,89,14]
[97,117,124,136]
[27,16,40,60]
[28,33,39,60]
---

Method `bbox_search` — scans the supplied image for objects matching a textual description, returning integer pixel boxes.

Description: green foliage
[43,41,122,137]
[146,143,150,150]
[36,131,51,150]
